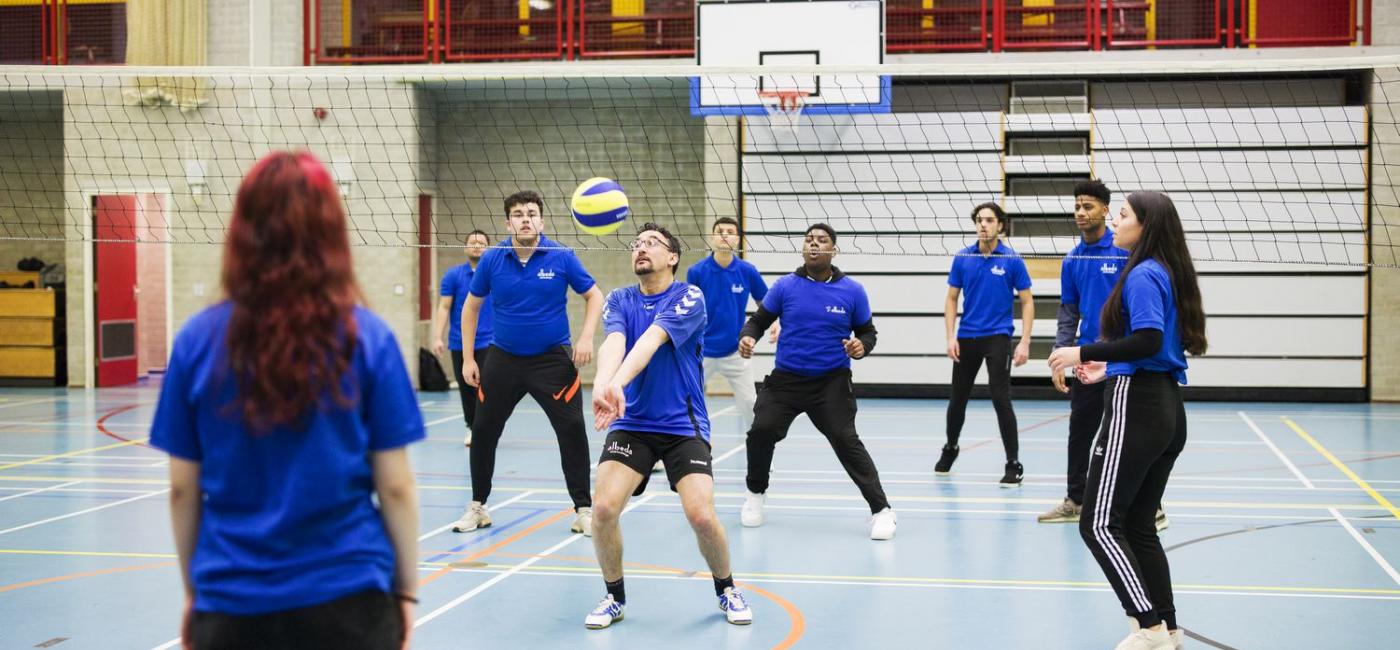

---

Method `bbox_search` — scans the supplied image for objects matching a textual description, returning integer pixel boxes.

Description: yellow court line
[424,562,1400,597]
[0,438,151,472]
[0,548,176,559]
[1283,417,1400,522]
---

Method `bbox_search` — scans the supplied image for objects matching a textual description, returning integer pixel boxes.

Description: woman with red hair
[150,151,424,649]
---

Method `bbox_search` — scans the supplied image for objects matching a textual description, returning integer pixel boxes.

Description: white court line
[1241,410,1400,587]
[417,491,536,542]
[0,397,62,411]
[1239,411,1316,488]
[414,493,658,628]
[0,480,83,504]
[424,413,464,428]
[0,489,168,536]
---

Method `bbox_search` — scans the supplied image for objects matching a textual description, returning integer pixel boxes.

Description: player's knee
[593,498,622,525]
[685,506,720,535]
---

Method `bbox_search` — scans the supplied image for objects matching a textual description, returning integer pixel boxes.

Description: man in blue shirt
[432,229,494,447]
[1041,180,1168,532]
[586,222,752,629]
[451,191,605,537]
[685,217,770,433]
[737,223,897,540]
[937,203,1034,487]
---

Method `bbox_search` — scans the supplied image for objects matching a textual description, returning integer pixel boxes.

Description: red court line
[95,404,151,449]
[963,413,1069,452]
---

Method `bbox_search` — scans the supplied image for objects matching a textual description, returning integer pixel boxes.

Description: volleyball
[570,177,630,236]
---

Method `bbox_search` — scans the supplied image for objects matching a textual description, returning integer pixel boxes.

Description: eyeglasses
[631,237,673,252]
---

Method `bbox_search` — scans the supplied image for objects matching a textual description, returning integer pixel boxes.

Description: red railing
[1105,0,1220,49]
[996,0,1095,51]
[887,0,989,53]
[442,0,565,61]
[0,0,125,65]
[309,0,432,64]
[577,0,693,58]
[1236,0,1360,47]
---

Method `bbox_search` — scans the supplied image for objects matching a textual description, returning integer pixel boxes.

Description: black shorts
[599,430,712,495]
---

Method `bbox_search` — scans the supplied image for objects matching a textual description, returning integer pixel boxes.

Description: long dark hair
[1099,191,1207,356]
[222,151,362,431]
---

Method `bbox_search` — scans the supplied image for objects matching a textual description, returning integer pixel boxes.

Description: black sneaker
[999,461,1024,488]
[934,444,959,474]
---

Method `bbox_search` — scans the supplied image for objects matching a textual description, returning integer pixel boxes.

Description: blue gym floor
[0,385,1396,649]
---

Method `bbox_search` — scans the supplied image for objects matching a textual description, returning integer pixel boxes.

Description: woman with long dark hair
[150,151,424,649]
[1048,191,1207,650]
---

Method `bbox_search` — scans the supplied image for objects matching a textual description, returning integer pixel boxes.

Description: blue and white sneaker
[718,587,753,625]
[584,594,624,629]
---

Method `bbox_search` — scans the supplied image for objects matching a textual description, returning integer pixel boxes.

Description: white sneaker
[1115,627,1174,650]
[572,507,594,537]
[451,501,491,532]
[584,594,624,629]
[718,587,753,625]
[869,507,897,540]
[740,491,765,527]
[651,459,664,473]
[463,430,472,447]
[1155,508,1170,532]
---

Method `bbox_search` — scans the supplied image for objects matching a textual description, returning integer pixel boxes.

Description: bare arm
[459,294,484,386]
[944,287,961,363]
[432,296,453,357]
[371,447,419,649]
[591,331,630,430]
[573,285,605,367]
[1013,288,1034,367]
[169,457,201,599]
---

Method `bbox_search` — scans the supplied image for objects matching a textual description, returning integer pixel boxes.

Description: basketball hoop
[758,90,810,135]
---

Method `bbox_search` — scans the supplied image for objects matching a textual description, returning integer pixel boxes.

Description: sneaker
[1170,629,1185,649]
[1155,508,1170,532]
[1037,497,1082,523]
[934,444,959,474]
[740,491,765,528]
[584,594,624,629]
[451,501,491,532]
[463,430,472,447]
[999,461,1024,488]
[718,587,753,625]
[1115,627,1174,650]
[869,507,897,540]
[572,507,594,537]
[651,459,664,473]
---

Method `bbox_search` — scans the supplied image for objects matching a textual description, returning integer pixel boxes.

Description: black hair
[503,190,544,217]
[969,202,1007,227]
[712,216,742,236]
[465,229,490,244]
[1073,179,1111,205]
[638,222,681,274]
[1099,191,1208,356]
[805,223,837,245]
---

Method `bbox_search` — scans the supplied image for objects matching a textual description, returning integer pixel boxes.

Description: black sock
[713,574,734,597]
[606,578,625,605]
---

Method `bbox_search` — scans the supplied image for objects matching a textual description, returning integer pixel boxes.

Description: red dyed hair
[222,151,362,431]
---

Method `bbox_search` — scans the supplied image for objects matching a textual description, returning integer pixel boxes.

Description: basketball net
[758,90,809,136]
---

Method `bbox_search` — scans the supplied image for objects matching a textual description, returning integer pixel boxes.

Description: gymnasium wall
[0,95,64,275]
[1370,66,1400,401]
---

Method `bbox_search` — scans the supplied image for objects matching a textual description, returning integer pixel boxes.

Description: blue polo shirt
[763,269,872,376]
[603,282,710,440]
[149,302,425,616]
[686,254,768,358]
[948,241,1032,338]
[1107,258,1189,384]
[469,236,596,356]
[440,262,494,351]
[1061,231,1129,345]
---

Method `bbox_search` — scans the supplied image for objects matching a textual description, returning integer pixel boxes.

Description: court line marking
[0,438,152,472]
[424,413,464,428]
[0,480,83,503]
[0,489,168,537]
[417,490,536,542]
[1243,412,1400,587]
[1283,416,1400,521]
[0,561,175,594]
[0,397,62,411]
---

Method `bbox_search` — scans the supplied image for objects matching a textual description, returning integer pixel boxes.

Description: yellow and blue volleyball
[570,177,630,236]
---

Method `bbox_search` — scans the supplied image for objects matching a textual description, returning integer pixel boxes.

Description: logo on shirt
[606,442,633,458]
[825,305,847,315]
[1100,263,1119,274]
[674,286,701,316]
[689,459,709,467]
[990,266,1006,276]
[537,268,556,281]
[731,284,745,294]
[1094,446,1105,457]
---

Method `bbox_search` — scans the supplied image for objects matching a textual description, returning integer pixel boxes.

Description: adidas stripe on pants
[1079,371,1187,630]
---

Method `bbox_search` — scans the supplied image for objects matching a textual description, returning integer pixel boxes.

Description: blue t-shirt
[1106,259,1189,384]
[603,282,711,440]
[440,261,494,351]
[469,236,596,356]
[948,241,1033,338]
[1061,231,1129,345]
[149,302,425,616]
[686,255,768,358]
[763,269,873,376]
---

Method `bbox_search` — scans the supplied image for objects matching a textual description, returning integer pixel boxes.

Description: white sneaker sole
[451,520,491,533]
[585,613,623,630]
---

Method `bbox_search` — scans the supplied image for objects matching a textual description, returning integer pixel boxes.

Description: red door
[94,195,138,387]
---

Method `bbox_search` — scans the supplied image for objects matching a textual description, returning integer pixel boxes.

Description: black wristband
[395,592,419,604]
